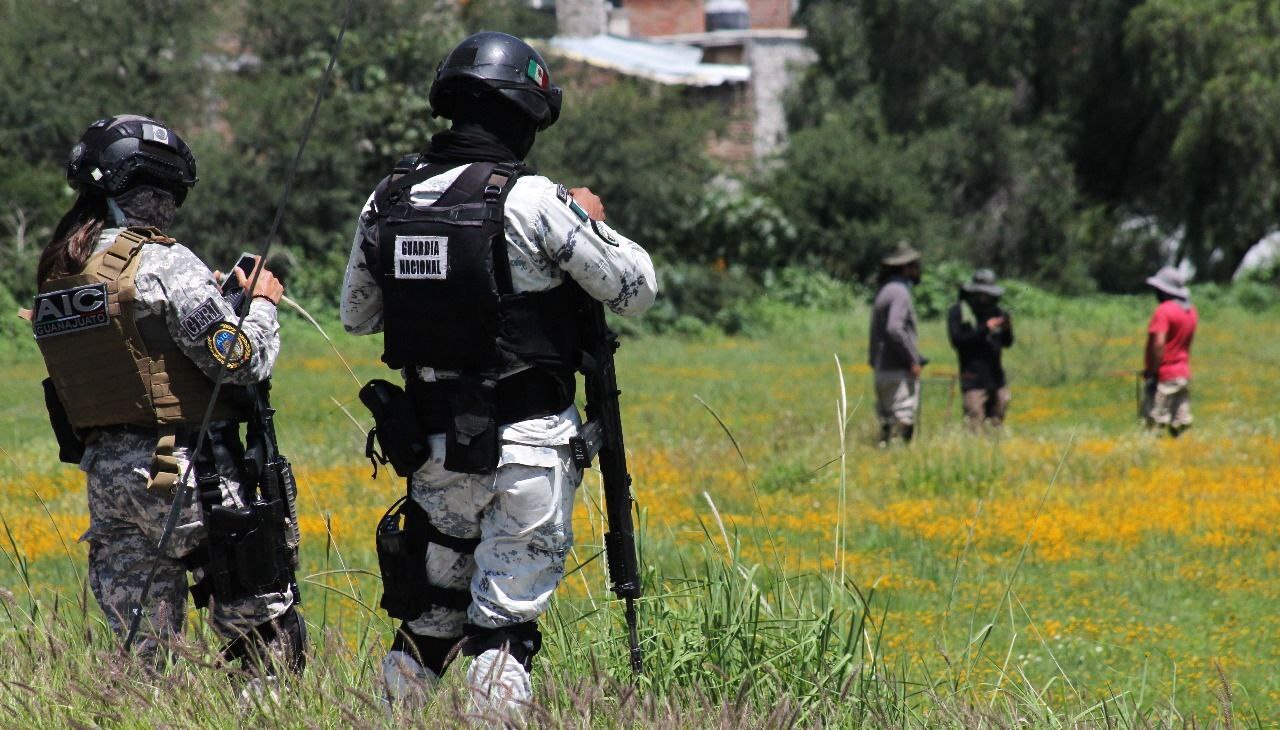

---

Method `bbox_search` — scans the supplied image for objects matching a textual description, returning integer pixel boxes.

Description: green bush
[762,266,861,310]
[646,263,762,336]
[908,260,972,319]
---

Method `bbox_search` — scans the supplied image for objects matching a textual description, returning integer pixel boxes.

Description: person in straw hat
[947,269,1015,430]
[1142,266,1197,436]
[869,242,926,446]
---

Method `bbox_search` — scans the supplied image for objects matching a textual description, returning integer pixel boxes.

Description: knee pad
[390,622,462,676]
[222,606,307,675]
[460,621,542,672]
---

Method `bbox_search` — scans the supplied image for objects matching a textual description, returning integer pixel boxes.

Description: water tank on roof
[706,0,750,31]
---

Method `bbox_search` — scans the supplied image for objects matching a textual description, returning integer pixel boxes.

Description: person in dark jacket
[947,269,1014,430]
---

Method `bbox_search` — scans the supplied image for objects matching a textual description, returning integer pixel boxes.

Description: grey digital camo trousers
[403,427,582,640]
[79,428,293,654]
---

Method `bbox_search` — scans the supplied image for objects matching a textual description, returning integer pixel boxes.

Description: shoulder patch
[180,297,222,340]
[206,322,253,371]
[591,220,619,246]
[556,184,570,203]
[568,199,590,222]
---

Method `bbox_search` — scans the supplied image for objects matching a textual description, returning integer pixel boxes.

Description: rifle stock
[574,297,643,674]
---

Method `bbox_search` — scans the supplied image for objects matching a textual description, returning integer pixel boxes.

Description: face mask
[111,185,178,230]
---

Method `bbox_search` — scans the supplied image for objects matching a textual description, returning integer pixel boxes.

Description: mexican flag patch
[527,58,549,89]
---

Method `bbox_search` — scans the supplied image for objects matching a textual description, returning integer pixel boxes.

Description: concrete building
[547,0,812,166]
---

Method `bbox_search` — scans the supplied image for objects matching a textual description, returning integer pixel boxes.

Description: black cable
[123,0,356,654]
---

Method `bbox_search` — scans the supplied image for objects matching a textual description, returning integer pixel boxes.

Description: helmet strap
[106,197,128,227]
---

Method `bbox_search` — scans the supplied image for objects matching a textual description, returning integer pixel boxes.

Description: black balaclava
[967,293,999,318]
[111,184,179,230]
[426,92,540,165]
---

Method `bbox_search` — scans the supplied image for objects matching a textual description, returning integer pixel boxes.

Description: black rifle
[569,298,643,675]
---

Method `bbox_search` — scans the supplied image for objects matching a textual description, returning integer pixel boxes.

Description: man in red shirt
[1143,266,1198,436]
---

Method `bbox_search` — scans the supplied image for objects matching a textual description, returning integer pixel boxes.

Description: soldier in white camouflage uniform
[342,32,655,717]
[33,115,303,669]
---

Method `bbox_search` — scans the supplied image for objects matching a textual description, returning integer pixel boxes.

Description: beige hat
[1145,266,1189,299]
[961,268,1004,297]
[881,241,922,267]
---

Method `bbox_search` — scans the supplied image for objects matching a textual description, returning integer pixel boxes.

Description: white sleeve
[340,191,384,335]
[535,183,657,316]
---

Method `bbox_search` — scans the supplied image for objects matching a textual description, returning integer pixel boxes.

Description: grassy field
[1,289,1277,727]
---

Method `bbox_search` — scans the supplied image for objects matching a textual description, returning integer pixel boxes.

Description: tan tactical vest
[36,228,247,489]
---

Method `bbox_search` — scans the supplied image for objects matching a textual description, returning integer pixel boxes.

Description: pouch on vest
[443,376,498,475]
[358,379,430,477]
[42,377,84,465]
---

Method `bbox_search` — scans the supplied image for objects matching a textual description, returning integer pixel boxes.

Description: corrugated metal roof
[549,34,751,87]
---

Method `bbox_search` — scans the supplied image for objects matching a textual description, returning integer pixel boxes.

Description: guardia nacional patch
[206,322,253,370]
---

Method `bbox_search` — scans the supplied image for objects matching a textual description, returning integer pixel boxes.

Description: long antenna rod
[123,0,356,653]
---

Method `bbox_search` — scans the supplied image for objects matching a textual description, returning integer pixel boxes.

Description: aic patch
[205,322,253,370]
[32,283,110,339]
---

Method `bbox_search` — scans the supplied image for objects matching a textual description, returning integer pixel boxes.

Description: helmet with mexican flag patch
[430,31,563,131]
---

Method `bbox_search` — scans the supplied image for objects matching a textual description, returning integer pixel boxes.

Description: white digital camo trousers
[402,420,582,640]
[79,429,293,655]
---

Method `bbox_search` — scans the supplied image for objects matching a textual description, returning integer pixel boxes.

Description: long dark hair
[36,192,110,286]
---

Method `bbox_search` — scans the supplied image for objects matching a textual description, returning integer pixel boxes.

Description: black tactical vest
[362,157,582,378]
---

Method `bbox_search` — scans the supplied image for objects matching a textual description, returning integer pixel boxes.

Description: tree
[1125,0,1280,278]
[174,0,464,298]
[0,0,214,298]
[529,76,718,264]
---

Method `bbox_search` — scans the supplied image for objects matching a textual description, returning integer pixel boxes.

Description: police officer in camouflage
[342,32,656,716]
[33,115,304,671]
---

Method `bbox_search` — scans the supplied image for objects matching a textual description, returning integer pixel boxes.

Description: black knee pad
[460,621,542,672]
[390,622,461,676]
[223,606,307,675]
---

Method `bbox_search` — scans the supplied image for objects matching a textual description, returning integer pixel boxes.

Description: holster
[375,496,479,620]
[359,379,431,477]
[442,376,498,475]
[376,496,429,621]
[41,378,84,465]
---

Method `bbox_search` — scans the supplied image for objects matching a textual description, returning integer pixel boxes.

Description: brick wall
[747,0,791,29]
[625,0,704,37]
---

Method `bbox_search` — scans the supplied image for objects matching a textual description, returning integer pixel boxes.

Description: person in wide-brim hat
[949,268,1014,431]
[870,241,926,446]
[961,268,1005,298]
[1145,266,1190,300]
[881,241,922,267]
[1141,265,1197,437]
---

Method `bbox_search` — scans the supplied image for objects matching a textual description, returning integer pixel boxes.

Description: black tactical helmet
[429,32,563,131]
[66,115,198,205]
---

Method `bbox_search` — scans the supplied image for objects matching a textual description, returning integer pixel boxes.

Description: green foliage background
[2,0,1279,320]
